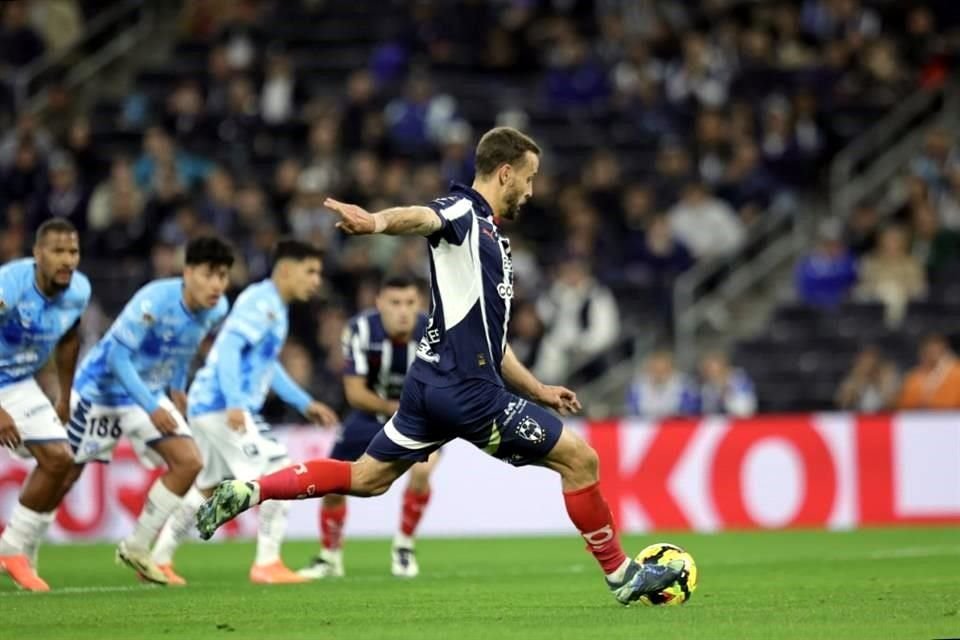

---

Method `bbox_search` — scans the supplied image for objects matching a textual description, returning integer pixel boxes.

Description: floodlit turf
[2,528,958,640]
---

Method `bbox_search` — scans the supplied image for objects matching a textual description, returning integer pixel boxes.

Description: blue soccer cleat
[607,558,685,606]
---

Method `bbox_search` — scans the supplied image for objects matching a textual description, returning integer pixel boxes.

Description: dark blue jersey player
[298,276,435,579]
[198,127,684,604]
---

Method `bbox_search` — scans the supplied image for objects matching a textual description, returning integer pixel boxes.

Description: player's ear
[498,163,512,186]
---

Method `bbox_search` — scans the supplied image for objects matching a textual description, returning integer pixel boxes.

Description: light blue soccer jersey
[188,279,290,416]
[73,278,228,410]
[0,258,91,387]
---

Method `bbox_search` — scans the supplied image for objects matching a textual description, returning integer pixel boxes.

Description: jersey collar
[450,182,494,220]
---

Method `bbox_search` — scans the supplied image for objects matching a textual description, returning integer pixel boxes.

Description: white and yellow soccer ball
[634,542,698,606]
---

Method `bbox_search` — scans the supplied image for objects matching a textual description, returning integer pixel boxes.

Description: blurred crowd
[627,329,960,418]
[796,128,960,325]
[2,0,960,417]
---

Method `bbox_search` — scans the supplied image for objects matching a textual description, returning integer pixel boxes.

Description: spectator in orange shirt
[896,334,960,409]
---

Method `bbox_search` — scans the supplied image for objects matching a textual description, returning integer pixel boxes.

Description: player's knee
[178,449,203,481]
[167,442,203,481]
[407,466,431,493]
[323,493,346,507]
[38,445,74,477]
[60,464,84,493]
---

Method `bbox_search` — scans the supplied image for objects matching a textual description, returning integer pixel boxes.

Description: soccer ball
[634,542,697,606]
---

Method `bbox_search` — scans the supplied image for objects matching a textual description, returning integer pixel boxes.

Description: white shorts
[190,411,289,489]
[0,378,67,459]
[68,395,191,469]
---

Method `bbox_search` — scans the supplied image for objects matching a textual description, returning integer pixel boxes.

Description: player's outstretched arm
[53,322,82,422]
[501,345,583,417]
[325,198,441,237]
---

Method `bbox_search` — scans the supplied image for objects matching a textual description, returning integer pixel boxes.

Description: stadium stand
[2,0,960,417]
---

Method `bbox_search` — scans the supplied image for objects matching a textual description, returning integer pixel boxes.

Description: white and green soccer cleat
[196,480,256,540]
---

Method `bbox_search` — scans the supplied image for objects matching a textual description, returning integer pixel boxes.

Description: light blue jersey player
[59,237,233,586]
[198,128,686,605]
[152,240,337,585]
[0,219,90,592]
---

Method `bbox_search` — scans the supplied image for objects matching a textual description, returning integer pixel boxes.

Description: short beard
[501,190,522,220]
[49,273,71,292]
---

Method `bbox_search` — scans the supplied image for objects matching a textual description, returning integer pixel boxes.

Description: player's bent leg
[118,437,203,586]
[541,427,683,605]
[151,484,209,584]
[0,442,73,592]
[392,451,440,578]
[298,493,347,579]
[250,456,307,585]
[197,455,413,540]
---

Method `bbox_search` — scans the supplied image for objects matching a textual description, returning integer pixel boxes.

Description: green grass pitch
[2,528,958,640]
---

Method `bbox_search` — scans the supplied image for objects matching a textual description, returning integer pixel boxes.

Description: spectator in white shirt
[534,257,620,384]
[668,181,745,259]
[625,349,701,419]
[699,351,758,416]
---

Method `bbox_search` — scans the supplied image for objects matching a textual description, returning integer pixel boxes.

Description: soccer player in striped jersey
[298,276,434,579]
[197,127,683,605]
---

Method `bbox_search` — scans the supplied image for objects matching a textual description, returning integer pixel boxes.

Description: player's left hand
[55,396,70,424]
[170,390,188,416]
[537,385,582,417]
[304,401,338,427]
[324,198,377,235]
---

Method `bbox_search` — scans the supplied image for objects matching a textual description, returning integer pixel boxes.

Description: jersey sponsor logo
[497,282,514,300]
[515,416,545,443]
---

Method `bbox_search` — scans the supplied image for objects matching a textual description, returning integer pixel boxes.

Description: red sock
[399,489,431,538]
[257,459,352,501]
[563,482,627,575]
[320,503,347,550]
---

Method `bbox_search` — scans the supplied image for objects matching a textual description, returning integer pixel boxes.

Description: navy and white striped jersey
[342,309,427,422]
[411,183,514,388]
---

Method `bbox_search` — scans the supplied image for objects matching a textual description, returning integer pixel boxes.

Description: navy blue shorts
[329,412,385,462]
[366,377,563,466]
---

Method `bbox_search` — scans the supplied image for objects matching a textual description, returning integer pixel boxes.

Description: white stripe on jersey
[471,214,496,369]
[351,332,367,375]
[494,229,512,357]
[432,209,481,331]
[406,340,416,368]
[378,339,393,397]
[354,314,371,375]
[440,197,472,221]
